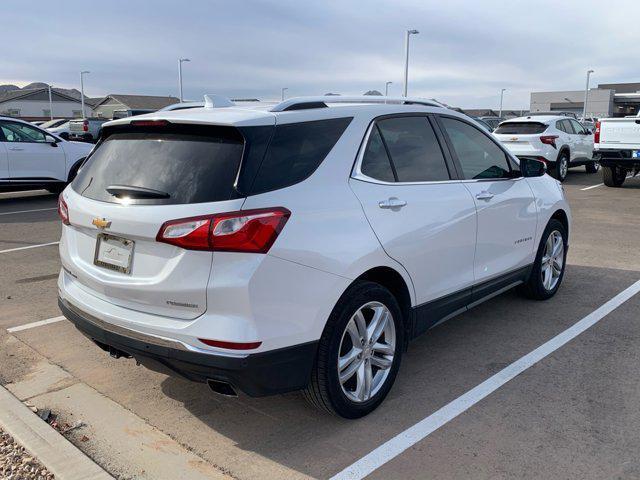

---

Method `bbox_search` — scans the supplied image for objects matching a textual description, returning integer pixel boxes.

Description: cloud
[2,0,639,108]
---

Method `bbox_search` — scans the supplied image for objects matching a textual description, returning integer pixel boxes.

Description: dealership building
[530,82,640,118]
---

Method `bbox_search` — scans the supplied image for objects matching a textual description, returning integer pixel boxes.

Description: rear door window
[494,122,548,135]
[375,117,450,182]
[562,119,576,134]
[247,117,352,195]
[72,125,245,205]
[440,116,511,180]
[360,126,396,182]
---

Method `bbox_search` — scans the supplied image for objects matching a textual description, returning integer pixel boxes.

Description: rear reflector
[58,195,70,225]
[594,121,601,144]
[157,207,291,253]
[540,135,559,148]
[198,338,262,350]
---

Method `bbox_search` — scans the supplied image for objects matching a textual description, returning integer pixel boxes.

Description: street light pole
[403,29,419,97]
[178,58,190,102]
[47,85,53,120]
[385,81,392,96]
[281,87,288,101]
[80,71,90,119]
[583,69,594,120]
[499,88,506,118]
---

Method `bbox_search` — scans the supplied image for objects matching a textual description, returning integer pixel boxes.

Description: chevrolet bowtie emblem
[92,218,111,229]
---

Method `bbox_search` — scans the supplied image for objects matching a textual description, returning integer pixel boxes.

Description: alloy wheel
[541,230,564,291]
[560,156,569,179]
[337,301,396,403]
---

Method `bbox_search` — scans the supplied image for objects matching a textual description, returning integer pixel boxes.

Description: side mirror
[45,134,59,146]
[520,157,546,178]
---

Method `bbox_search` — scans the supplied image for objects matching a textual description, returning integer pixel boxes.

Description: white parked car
[0,117,93,193]
[47,121,71,140]
[57,96,570,418]
[494,115,597,181]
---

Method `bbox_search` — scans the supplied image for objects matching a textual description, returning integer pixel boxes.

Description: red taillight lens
[540,135,559,148]
[58,195,70,225]
[594,121,601,143]
[82,120,88,132]
[198,338,262,350]
[156,207,291,253]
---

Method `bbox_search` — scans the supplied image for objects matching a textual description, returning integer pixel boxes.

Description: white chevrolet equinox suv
[57,96,571,418]
[494,115,597,182]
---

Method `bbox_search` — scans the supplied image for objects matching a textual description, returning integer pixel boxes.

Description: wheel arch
[550,208,569,241]
[557,145,570,162]
[353,266,414,349]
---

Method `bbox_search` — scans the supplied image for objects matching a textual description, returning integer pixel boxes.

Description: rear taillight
[156,207,291,253]
[82,120,88,132]
[594,121,601,144]
[540,135,559,148]
[58,195,70,225]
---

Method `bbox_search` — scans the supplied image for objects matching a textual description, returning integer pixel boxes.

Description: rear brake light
[58,195,70,225]
[156,207,291,253]
[540,135,559,148]
[82,120,88,132]
[594,121,601,143]
[198,338,262,350]
[130,120,170,127]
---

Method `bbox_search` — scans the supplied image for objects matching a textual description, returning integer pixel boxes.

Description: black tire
[551,151,569,182]
[602,166,626,187]
[518,219,567,300]
[303,281,404,419]
[585,161,600,174]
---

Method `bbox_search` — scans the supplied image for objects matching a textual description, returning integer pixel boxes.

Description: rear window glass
[246,117,352,195]
[72,126,244,205]
[494,122,548,135]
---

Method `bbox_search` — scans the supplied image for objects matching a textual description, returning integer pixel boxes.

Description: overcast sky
[3,0,638,109]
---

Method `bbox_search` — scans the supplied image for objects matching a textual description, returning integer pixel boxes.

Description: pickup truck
[68,118,109,143]
[593,114,640,187]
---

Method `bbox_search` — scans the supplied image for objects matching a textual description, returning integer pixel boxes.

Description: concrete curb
[0,384,112,480]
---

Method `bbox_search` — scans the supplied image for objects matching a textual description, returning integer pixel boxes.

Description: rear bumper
[593,149,640,168]
[59,297,318,397]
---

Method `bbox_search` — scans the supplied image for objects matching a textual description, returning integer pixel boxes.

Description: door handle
[475,191,494,201]
[8,147,24,151]
[378,197,407,209]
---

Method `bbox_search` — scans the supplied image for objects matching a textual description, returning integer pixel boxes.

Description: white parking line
[7,316,66,333]
[0,242,59,255]
[580,175,634,191]
[330,279,640,480]
[0,207,57,216]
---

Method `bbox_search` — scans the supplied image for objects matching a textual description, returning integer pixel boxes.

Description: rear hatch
[494,121,549,155]
[62,122,248,320]
[599,118,640,149]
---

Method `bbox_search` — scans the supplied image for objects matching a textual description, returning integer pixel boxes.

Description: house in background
[93,94,180,119]
[0,88,97,120]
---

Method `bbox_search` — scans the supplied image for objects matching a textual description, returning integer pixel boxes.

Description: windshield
[494,122,548,135]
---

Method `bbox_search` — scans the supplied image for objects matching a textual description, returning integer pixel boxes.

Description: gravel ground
[0,429,54,480]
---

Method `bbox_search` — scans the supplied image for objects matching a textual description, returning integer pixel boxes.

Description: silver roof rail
[203,94,235,109]
[270,96,445,112]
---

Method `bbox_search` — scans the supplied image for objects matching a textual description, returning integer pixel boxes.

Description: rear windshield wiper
[106,185,170,199]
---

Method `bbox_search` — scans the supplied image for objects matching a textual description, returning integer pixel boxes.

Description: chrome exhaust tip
[207,379,237,397]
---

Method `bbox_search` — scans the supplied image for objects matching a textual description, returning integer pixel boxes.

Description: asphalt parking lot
[1,171,639,480]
